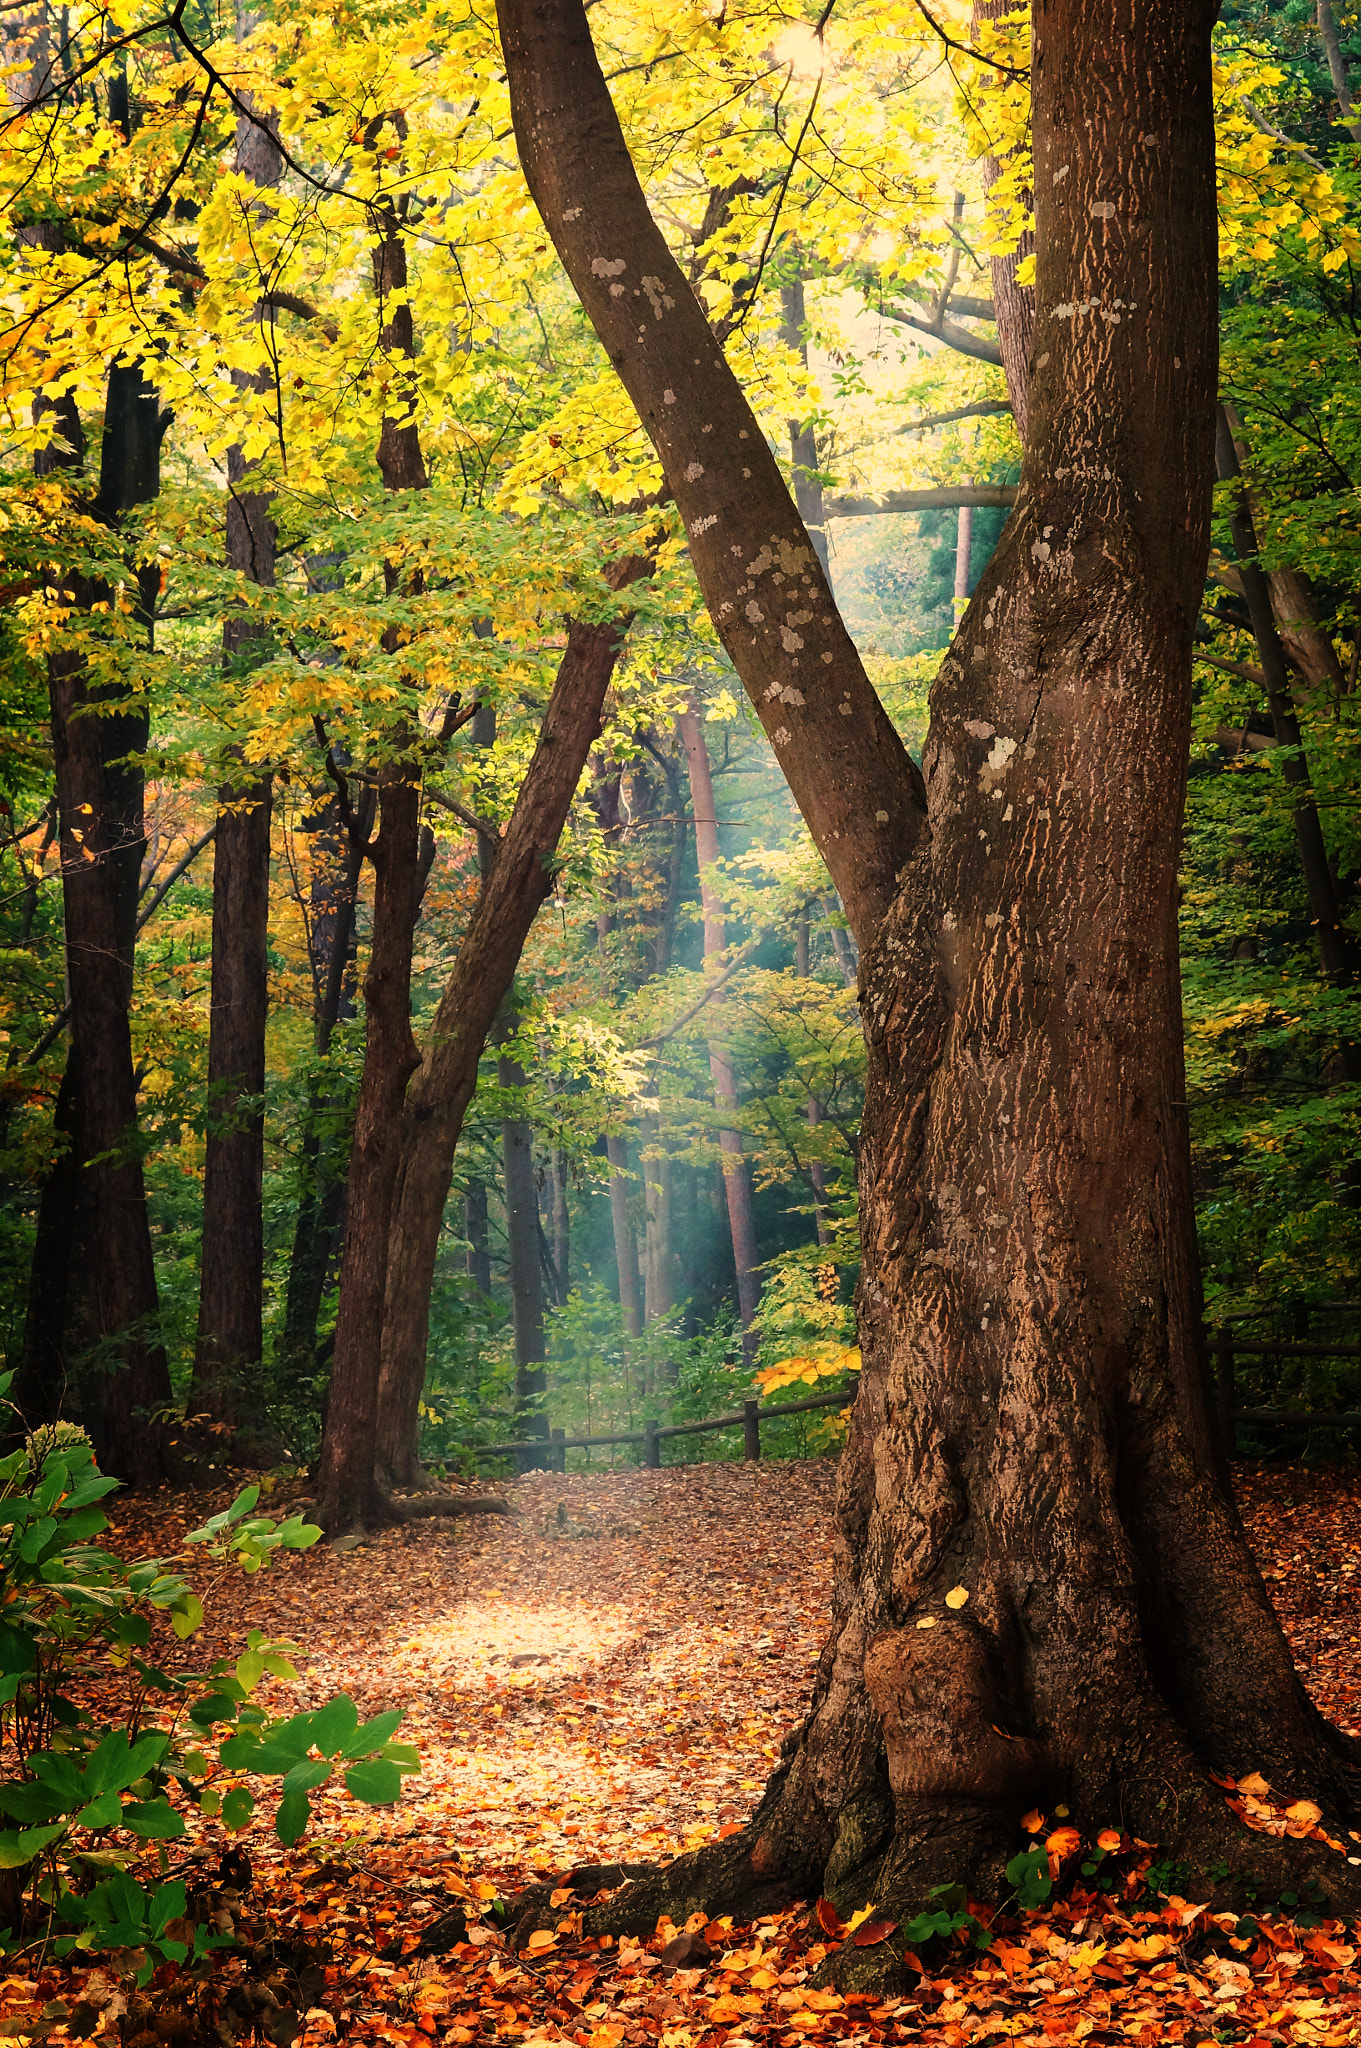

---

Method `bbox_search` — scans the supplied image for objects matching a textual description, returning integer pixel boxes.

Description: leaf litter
[4,1456,1359,2048]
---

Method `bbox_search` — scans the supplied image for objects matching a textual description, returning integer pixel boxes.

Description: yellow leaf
[1238,1771,1271,1796]
[526,1930,557,1951]
[945,1586,969,1609]
[844,1903,877,1934]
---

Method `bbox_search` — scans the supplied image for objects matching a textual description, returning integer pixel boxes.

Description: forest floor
[4,1456,1361,2048]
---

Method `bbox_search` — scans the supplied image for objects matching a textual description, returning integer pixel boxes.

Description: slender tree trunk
[314,762,421,1533]
[675,710,760,1344]
[500,0,1361,1947]
[779,278,829,577]
[465,1180,491,1295]
[796,910,830,1248]
[1318,0,1361,140]
[192,98,280,1431]
[550,1148,571,1304]
[371,554,652,1487]
[316,142,427,1535]
[282,782,373,1365]
[499,1033,548,1462]
[640,1111,674,1325]
[954,499,973,611]
[605,1133,643,1336]
[1215,406,1357,985]
[972,1,1034,441]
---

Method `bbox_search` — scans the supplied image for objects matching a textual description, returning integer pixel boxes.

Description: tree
[497,0,1361,1955]
[191,87,281,1445]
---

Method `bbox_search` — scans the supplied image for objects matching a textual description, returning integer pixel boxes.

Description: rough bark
[192,96,281,1431]
[676,710,760,1342]
[499,0,1361,1952]
[371,555,652,1488]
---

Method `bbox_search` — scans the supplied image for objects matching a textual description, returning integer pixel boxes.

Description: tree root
[390,1492,515,1520]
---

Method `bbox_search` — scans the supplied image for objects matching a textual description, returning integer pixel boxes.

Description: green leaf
[380,1743,420,1772]
[261,1652,299,1681]
[343,1759,402,1805]
[81,1731,170,1798]
[0,1782,68,1826]
[189,1690,242,1728]
[234,1649,265,1691]
[146,1881,187,1937]
[309,1695,359,1758]
[169,1595,204,1641]
[0,1824,66,1867]
[73,1793,122,1831]
[340,1710,403,1758]
[280,1759,331,1798]
[121,1800,186,1841]
[0,1624,35,1677]
[31,1754,87,1806]
[275,1790,311,1846]
[221,1788,255,1832]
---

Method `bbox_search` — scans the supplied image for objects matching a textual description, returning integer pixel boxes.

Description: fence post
[644,1420,660,1470]
[1214,1330,1236,1456]
[743,1399,761,1461]
[550,1426,566,1474]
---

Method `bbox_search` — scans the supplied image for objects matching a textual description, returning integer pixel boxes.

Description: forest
[2,0,1361,2028]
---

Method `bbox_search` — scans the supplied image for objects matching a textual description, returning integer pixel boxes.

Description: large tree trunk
[676,711,760,1346]
[371,555,652,1489]
[640,1110,673,1325]
[498,0,1361,1947]
[43,365,176,1484]
[192,99,280,1433]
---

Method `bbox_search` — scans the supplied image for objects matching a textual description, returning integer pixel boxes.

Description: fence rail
[1214,1328,1361,1449]
[469,1383,859,1472]
[460,1319,1361,1474]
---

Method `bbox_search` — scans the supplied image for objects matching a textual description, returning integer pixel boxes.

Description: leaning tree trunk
[192,95,281,1434]
[498,0,1361,1953]
[371,554,652,1488]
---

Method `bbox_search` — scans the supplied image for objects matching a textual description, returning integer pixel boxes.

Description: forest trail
[15,1458,1361,2048]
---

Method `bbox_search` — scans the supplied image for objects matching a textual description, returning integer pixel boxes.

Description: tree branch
[824,483,1017,518]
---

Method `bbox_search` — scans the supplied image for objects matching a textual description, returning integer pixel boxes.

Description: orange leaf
[1096,1829,1122,1852]
[525,1931,557,1952]
[1237,1770,1270,1796]
[1045,1827,1081,1860]
[1020,1809,1044,1834]
[816,1898,847,1939]
[851,1918,899,1947]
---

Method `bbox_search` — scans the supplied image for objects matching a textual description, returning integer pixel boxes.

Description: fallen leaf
[944,1587,969,1609]
[815,1898,846,1939]
[1020,1809,1044,1834]
[850,1919,899,1948]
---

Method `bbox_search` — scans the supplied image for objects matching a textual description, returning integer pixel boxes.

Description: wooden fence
[463,1312,1361,1474]
[469,1382,859,1473]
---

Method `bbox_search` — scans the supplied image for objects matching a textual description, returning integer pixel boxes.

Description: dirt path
[28,1456,1361,2048]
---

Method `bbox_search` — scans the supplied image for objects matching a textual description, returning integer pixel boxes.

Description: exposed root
[390,1492,514,1520]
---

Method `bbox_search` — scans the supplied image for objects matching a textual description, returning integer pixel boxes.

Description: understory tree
[496,0,1361,1961]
